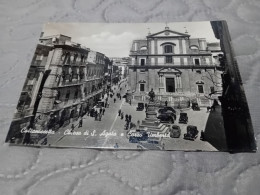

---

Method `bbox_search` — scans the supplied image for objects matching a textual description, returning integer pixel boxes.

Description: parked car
[158,108,176,120]
[179,112,188,124]
[157,111,175,124]
[136,102,144,111]
[191,102,200,111]
[184,125,199,141]
[169,125,181,138]
[158,107,176,114]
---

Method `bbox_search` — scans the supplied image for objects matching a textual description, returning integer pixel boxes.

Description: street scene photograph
[5,21,257,152]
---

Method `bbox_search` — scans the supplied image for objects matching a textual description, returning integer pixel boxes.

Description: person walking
[107,102,110,108]
[121,112,124,120]
[114,98,116,103]
[78,117,83,128]
[165,100,168,107]
[129,114,132,122]
[114,143,119,148]
[125,114,129,122]
[118,109,121,116]
[137,120,140,129]
[71,124,75,132]
[102,108,105,115]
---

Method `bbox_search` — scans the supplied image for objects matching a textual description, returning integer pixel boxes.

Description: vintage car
[158,108,176,120]
[136,102,145,111]
[158,106,176,114]
[157,111,175,123]
[191,102,200,111]
[179,112,188,124]
[169,125,181,138]
[184,125,199,141]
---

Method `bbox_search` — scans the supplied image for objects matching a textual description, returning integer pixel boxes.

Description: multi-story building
[6,34,110,143]
[6,44,53,143]
[211,21,256,151]
[84,50,106,105]
[35,34,90,130]
[128,26,222,107]
[110,57,130,78]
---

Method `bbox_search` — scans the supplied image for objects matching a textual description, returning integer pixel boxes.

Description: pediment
[148,30,190,38]
[158,68,182,75]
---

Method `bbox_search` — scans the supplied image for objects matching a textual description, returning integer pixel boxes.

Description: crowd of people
[70,79,131,131]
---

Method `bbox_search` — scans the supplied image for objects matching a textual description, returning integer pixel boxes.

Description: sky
[42,22,219,57]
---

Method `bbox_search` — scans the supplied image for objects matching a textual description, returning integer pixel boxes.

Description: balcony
[130,50,148,56]
[13,108,34,119]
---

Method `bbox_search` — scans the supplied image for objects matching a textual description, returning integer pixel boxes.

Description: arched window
[164,45,173,53]
[196,81,204,93]
[140,46,147,50]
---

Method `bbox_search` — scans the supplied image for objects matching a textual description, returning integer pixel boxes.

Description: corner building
[128,26,222,107]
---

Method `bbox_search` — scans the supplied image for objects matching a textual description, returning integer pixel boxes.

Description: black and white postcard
[5,21,257,152]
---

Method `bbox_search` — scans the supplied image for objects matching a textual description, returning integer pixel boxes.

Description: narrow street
[46,79,144,149]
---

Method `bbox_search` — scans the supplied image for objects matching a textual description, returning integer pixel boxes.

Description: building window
[210,86,214,94]
[194,58,200,65]
[166,56,173,63]
[164,45,173,53]
[74,90,78,99]
[56,90,60,100]
[140,84,145,92]
[65,90,70,101]
[198,85,204,93]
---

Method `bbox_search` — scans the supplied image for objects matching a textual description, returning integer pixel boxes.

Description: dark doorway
[166,78,175,92]
[140,59,145,66]
[140,84,145,92]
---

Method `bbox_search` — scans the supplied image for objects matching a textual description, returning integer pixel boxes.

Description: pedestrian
[71,124,75,132]
[129,99,131,105]
[119,94,121,100]
[137,120,140,129]
[125,122,129,130]
[102,108,105,115]
[78,117,83,128]
[121,112,124,120]
[107,102,110,108]
[129,114,132,122]
[114,98,116,103]
[95,111,98,120]
[99,107,102,114]
[165,100,168,107]
[114,143,119,148]
[105,102,107,108]
[125,114,129,122]
[118,109,121,116]
[145,103,148,111]
[99,113,102,121]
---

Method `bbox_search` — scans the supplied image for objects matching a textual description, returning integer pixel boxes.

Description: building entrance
[166,78,175,92]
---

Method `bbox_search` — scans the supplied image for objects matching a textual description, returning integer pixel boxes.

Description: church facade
[128,26,222,107]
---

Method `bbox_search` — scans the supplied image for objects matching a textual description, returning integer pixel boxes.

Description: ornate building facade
[6,34,109,143]
[128,26,222,106]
